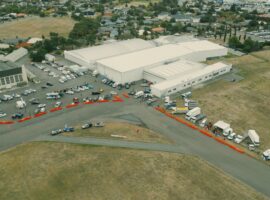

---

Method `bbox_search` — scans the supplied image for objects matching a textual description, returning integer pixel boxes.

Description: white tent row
[150,62,232,97]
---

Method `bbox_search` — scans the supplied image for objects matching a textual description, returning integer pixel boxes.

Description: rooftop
[97,44,194,72]
[97,40,225,73]
[151,62,230,90]
[0,61,20,71]
[65,39,155,64]
[145,59,205,80]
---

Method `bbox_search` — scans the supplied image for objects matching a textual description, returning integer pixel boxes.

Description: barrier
[97,100,109,103]
[83,101,94,105]
[66,103,79,108]
[34,112,47,118]
[50,107,63,112]
[199,129,213,138]
[0,121,15,125]
[154,107,246,155]
[112,96,124,102]
[18,116,32,123]
[122,93,130,98]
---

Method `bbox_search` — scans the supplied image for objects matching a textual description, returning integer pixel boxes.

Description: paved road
[1,98,270,197]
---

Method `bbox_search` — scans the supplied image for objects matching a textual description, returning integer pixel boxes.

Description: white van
[135,91,144,98]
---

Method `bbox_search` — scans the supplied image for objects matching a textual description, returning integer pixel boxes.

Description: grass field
[64,122,172,144]
[0,16,75,39]
[192,49,270,150]
[0,142,267,200]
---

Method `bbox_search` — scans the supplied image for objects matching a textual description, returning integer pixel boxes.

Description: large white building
[64,39,155,69]
[96,40,227,84]
[64,36,231,97]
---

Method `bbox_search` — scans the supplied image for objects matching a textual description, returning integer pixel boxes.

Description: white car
[59,79,65,83]
[44,68,50,72]
[102,79,107,83]
[66,75,71,80]
[40,107,46,112]
[55,101,62,107]
[234,135,244,144]
[227,132,236,140]
[14,93,21,98]
[65,90,74,95]
[0,112,7,118]
[38,104,46,108]
[110,91,117,95]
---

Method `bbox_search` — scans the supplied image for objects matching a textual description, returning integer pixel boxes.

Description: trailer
[248,130,260,146]
[191,114,206,124]
[213,120,233,136]
[185,107,201,120]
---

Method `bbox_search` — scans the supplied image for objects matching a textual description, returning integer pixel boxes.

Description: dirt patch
[0,16,75,39]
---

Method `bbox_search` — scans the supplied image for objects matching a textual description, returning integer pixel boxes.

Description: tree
[228,36,242,49]
[30,49,46,62]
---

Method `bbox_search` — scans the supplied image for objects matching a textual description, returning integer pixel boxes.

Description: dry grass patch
[192,51,270,150]
[0,142,268,200]
[64,122,172,144]
[0,16,75,39]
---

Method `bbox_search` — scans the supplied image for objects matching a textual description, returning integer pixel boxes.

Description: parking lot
[0,56,159,123]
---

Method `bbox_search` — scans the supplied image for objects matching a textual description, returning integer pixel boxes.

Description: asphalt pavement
[0,58,270,198]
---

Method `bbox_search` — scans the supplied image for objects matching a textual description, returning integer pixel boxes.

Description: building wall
[64,51,93,69]
[0,66,28,90]
[143,71,165,84]
[151,64,232,97]
[183,48,228,62]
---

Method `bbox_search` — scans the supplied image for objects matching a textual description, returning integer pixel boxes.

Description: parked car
[93,122,104,127]
[38,104,46,108]
[227,132,236,140]
[234,135,244,144]
[55,101,62,108]
[81,122,93,129]
[63,127,74,132]
[51,129,63,136]
[11,113,24,119]
[46,82,53,86]
[0,111,7,118]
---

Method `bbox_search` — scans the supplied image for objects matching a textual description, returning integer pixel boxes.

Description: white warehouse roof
[178,40,225,52]
[144,59,205,80]
[64,39,155,64]
[97,40,226,73]
[151,62,231,91]
[97,44,194,72]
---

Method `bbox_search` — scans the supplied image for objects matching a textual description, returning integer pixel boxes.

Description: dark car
[92,91,101,95]
[125,83,130,89]
[11,113,24,119]
[63,127,74,132]
[117,84,123,90]
[41,85,48,89]
[46,82,54,86]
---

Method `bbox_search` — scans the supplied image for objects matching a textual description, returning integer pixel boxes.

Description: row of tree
[228,36,263,53]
